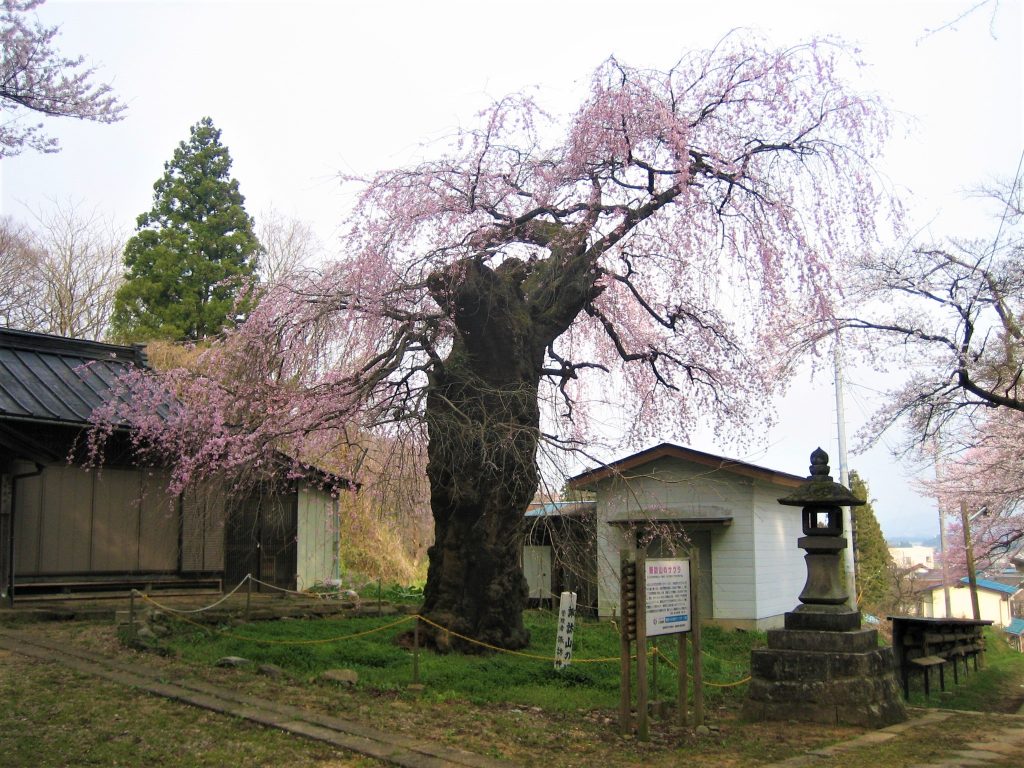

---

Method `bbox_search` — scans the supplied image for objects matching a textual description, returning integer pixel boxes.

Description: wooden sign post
[619,547,704,738]
[554,591,578,669]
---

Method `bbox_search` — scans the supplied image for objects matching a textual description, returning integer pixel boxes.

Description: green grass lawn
[159,609,758,711]
[157,608,1024,716]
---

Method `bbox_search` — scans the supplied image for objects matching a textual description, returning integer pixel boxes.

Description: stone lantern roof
[777,447,865,508]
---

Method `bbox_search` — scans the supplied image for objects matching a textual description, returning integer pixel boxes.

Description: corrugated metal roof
[1006,618,1024,636]
[0,328,147,426]
[524,500,596,518]
[958,576,1022,596]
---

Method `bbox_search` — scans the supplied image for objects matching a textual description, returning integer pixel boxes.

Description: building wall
[594,456,787,627]
[890,546,936,570]
[523,544,553,600]
[14,463,178,575]
[751,482,806,627]
[921,584,1015,626]
[181,481,226,573]
[296,486,339,590]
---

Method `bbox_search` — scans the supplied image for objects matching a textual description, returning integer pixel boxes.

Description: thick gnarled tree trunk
[421,368,539,650]
[415,224,601,650]
[420,259,548,651]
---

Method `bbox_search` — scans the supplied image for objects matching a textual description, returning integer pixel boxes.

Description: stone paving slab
[757,705,1023,768]
[0,627,514,768]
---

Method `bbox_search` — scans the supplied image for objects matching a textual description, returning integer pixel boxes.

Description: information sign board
[644,558,691,636]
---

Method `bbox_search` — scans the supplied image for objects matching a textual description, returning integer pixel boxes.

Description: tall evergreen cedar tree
[111,117,261,342]
[849,471,895,612]
[93,39,899,651]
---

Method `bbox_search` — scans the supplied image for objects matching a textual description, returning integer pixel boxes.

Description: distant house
[0,328,341,603]
[889,545,936,572]
[917,576,1022,627]
[1005,617,1024,652]
[567,443,809,631]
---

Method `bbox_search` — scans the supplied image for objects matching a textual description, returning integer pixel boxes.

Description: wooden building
[0,328,340,602]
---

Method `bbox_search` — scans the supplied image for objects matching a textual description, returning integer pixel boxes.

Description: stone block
[746,630,906,728]
[321,668,359,686]
[784,608,861,632]
[767,627,879,653]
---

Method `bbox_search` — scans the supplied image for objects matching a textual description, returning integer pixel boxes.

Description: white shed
[569,443,808,631]
[918,577,1021,627]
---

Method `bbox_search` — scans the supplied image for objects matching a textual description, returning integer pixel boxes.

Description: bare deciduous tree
[0,216,40,329]
[257,206,322,287]
[1,201,124,339]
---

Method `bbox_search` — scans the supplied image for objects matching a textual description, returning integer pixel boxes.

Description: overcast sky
[1,0,1021,540]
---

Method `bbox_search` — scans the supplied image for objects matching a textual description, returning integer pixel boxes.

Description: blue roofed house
[917,576,1022,628]
[1005,617,1024,652]
[522,499,597,614]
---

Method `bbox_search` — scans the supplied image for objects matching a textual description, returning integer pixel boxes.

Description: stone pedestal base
[744,627,907,728]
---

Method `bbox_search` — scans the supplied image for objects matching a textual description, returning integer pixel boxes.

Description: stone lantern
[777,446,863,632]
[744,448,906,728]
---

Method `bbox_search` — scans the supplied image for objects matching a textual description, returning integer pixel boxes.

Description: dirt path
[0,626,514,768]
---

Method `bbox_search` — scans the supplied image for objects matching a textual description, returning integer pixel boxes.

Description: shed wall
[14,464,179,575]
[751,482,805,624]
[594,457,758,622]
[297,486,338,589]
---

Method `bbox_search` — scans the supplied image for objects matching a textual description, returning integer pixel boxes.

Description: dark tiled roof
[0,328,147,426]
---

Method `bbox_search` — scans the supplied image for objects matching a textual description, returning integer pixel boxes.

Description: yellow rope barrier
[136,594,749,682]
[138,593,416,644]
[413,614,622,663]
[650,646,751,688]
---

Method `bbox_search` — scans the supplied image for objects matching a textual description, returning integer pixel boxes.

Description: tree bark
[419,258,547,651]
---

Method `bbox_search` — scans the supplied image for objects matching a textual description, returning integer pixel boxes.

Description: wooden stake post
[690,549,704,727]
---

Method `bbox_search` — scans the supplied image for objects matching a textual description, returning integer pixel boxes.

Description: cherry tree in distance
[0,0,125,156]
[95,35,896,650]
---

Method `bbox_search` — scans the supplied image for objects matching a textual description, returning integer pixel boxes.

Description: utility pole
[932,438,952,618]
[939,508,952,617]
[960,501,986,621]
[833,333,858,609]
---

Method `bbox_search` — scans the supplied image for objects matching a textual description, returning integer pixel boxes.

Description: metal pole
[245,573,252,622]
[960,500,981,621]
[834,333,858,608]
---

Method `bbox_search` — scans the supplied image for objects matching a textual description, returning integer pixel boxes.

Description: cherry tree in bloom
[924,408,1024,573]
[827,171,1024,574]
[94,36,895,650]
[826,171,1024,449]
[0,0,125,156]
